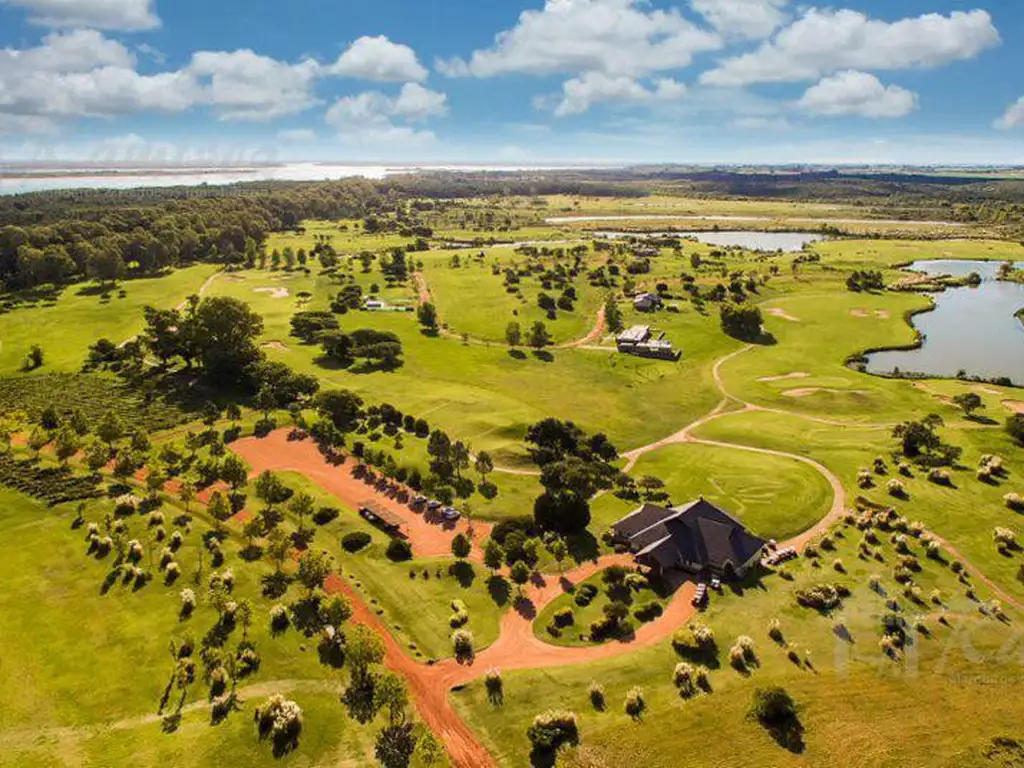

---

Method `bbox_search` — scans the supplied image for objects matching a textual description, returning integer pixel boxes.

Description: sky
[0,0,1022,166]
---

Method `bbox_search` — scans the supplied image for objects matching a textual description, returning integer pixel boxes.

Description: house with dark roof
[611,499,766,578]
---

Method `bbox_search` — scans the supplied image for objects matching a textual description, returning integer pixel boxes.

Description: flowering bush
[254,694,302,752]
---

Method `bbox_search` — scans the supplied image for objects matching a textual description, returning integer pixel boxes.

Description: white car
[441,507,462,522]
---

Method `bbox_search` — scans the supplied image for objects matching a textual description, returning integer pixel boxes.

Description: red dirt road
[230,430,493,558]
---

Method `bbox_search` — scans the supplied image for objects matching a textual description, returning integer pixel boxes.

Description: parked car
[412,494,428,507]
[441,507,461,522]
[692,583,708,607]
[427,500,443,511]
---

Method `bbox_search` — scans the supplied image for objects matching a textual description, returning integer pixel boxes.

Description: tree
[84,439,110,472]
[289,492,315,534]
[604,294,623,333]
[549,537,569,573]
[748,687,802,749]
[322,594,353,627]
[178,479,197,512]
[505,321,522,348]
[145,464,167,501]
[534,491,591,535]
[68,409,90,436]
[220,453,249,490]
[208,491,232,530]
[313,390,364,433]
[527,321,551,349]
[417,302,438,331]
[484,539,504,575]
[1007,414,1024,445]
[254,388,277,421]
[346,624,386,674]
[255,470,286,510]
[720,304,764,341]
[53,425,82,466]
[296,549,332,597]
[243,517,264,550]
[510,560,530,598]
[451,533,472,561]
[190,296,265,384]
[267,528,291,573]
[375,723,416,768]
[86,247,126,285]
[475,451,494,484]
[96,411,126,447]
[952,393,984,418]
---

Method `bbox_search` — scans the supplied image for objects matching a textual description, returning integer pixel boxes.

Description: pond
[865,260,1024,385]
[593,230,825,252]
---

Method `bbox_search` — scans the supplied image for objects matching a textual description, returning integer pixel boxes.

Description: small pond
[593,230,825,252]
[865,260,1024,385]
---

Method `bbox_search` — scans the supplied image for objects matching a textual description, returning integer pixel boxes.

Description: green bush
[527,710,579,751]
[386,538,413,562]
[342,532,372,552]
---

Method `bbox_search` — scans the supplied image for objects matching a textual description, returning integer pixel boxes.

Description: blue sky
[0,0,1022,165]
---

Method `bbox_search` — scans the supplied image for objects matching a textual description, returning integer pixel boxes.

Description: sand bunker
[254,287,289,299]
[974,386,1004,396]
[1003,400,1024,414]
[262,341,290,353]
[765,307,800,322]
[783,388,868,398]
[758,372,811,383]
[221,274,246,283]
[874,310,890,319]
[850,309,870,318]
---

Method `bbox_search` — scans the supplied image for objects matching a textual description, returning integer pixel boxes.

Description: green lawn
[0,264,219,375]
[591,441,835,541]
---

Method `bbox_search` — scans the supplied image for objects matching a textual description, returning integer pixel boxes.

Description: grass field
[591,441,835,540]
[0,264,219,375]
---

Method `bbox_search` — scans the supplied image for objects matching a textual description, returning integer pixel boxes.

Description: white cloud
[188,50,321,121]
[798,71,917,118]
[328,35,427,82]
[553,72,687,116]
[439,0,721,79]
[701,8,1000,86]
[994,97,1024,130]
[277,128,317,142]
[730,115,791,130]
[690,0,788,40]
[0,114,59,134]
[325,83,446,145]
[0,0,160,31]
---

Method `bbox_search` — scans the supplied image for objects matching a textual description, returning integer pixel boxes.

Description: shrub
[452,628,474,662]
[624,687,646,719]
[588,681,605,711]
[169,531,183,551]
[1004,493,1024,513]
[527,710,579,751]
[553,607,575,628]
[857,470,873,489]
[386,538,413,562]
[928,469,952,486]
[342,531,372,552]
[254,695,302,752]
[795,584,842,611]
[179,588,197,617]
[673,663,698,698]
[270,604,289,631]
[164,562,180,582]
[449,598,470,629]
[887,479,906,498]
[748,687,799,733]
[313,507,340,525]
[633,601,663,622]
[768,618,783,643]
[222,568,236,591]
[993,527,1017,547]
[484,668,503,703]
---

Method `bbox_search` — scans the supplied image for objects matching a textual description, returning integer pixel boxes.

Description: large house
[633,292,662,312]
[611,498,767,579]
[616,325,680,361]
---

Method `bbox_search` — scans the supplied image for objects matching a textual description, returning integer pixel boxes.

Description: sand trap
[783,388,868,398]
[974,386,1004,396]
[758,372,811,383]
[254,287,289,299]
[765,307,800,322]
[850,309,870,318]
[1003,400,1024,414]
[874,310,891,319]
[222,274,246,283]
[262,341,290,353]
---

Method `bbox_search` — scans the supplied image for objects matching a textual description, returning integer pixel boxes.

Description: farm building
[615,325,680,361]
[611,498,767,579]
[633,292,662,312]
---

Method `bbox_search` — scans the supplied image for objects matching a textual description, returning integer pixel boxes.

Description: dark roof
[359,500,405,530]
[614,499,766,572]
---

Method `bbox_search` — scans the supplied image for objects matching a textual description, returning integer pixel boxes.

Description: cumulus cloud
[188,50,321,121]
[553,72,687,116]
[689,0,788,40]
[438,0,721,79]
[701,8,1000,86]
[328,35,428,82]
[0,0,160,31]
[798,71,917,118]
[730,115,791,131]
[325,83,446,145]
[994,97,1024,130]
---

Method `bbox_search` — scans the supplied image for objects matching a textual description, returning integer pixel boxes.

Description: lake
[594,230,825,252]
[865,260,1024,384]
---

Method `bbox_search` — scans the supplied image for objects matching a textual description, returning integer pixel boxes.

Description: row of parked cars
[691,577,722,608]
[762,546,798,567]
[410,495,462,522]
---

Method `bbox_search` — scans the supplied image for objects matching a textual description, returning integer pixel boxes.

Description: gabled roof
[613,498,766,572]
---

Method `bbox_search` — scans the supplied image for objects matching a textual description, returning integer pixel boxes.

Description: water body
[0,162,583,196]
[866,260,1024,384]
[595,230,825,252]
[546,214,964,227]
